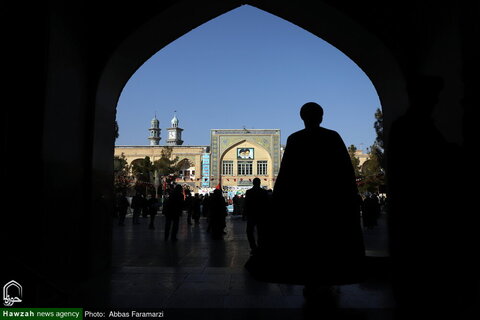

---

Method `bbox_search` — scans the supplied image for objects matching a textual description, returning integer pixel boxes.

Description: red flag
[215,183,221,190]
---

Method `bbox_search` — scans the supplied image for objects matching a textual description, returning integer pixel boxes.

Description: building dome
[171,114,179,128]
[151,116,159,126]
[148,114,161,145]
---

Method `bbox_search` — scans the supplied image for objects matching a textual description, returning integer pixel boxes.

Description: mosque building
[114,114,282,194]
[210,128,281,192]
[115,114,369,195]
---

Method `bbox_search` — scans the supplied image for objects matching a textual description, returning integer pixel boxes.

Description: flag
[215,183,221,190]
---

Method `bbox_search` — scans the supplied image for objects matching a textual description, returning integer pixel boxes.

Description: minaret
[166,112,184,146]
[148,115,161,146]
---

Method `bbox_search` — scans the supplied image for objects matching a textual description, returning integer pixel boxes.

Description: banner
[201,153,210,188]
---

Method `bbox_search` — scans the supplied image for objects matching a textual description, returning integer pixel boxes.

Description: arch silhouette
[130,158,145,163]
[94,2,406,191]
[177,158,193,167]
[89,1,407,272]
[4,0,473,310]
[218,139,274,190]
[220,139,273,164]
[177,158,194,175]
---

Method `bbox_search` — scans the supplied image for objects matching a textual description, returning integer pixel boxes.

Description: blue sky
[115,5,381,151]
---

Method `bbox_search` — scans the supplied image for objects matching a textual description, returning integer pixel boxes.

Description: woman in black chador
[208,189,228,239]
[246,102,365,291]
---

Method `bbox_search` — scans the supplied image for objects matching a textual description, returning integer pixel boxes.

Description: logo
[3,280,22,306]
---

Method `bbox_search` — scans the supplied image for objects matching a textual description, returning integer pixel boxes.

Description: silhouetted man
[116,192,130,226]
[244,178,269,255]
[387,75,474,310]
[164,185,184,241]
[146,194,159,230]
[248,102,365,292]
[131,193,143,225]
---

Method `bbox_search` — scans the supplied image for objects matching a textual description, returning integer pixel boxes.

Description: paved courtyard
[91,210,395,317]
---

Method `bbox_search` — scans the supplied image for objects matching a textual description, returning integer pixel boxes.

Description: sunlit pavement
[81,210,394,314]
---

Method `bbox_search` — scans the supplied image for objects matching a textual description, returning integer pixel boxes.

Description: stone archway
[93,2,407,201]
[6,0,476,310]
[92,0,407,280]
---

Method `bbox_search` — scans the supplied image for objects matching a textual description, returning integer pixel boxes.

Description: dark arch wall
[94,1,407,249]
[4,0,478,310]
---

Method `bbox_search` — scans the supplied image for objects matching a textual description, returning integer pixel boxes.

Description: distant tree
[357,108,386,194]
[114,153,131,194]
[131,156,156,194]
[348,144,361,177]
[360,145,385,193]
[132,156,153,180]
[176,158,193,173]
[153,147,179,176]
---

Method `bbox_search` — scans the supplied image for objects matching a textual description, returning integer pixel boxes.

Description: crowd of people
[114,185,386,243]
[360,193,386,231]
[113,185,235,241]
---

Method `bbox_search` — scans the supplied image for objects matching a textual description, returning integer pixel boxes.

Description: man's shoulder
[246,187,267,194]
[288,127,339,140]
[286,130,306,143]
[316,126,340,136]
[288,129,306,138]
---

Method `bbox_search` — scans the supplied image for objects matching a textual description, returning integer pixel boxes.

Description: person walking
[131,192,143,225]
[184,189,194,225]
[192,193,201,225]
[208,189,228,239]
[116,192,130,226]
[146,194,159,229]
[245,102,365,298]
[164,185,184,241]
[244,178,269,255]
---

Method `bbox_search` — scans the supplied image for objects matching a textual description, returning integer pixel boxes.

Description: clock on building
[166,113,184,146]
